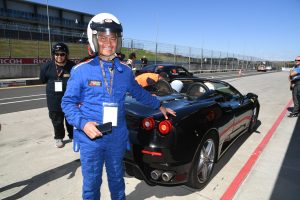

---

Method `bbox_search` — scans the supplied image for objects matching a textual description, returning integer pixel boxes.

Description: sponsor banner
[0,58,81,65]
[0,80,26,88]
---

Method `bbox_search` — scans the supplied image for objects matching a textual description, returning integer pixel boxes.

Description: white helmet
[87,13,123,53]
[171,80,183,93]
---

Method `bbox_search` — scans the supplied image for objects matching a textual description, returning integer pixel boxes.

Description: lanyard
[56,65,64,79]
[100,60,114,95]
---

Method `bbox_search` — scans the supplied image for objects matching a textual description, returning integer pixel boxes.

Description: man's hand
[290,70,298,77]
[159,106,176,119]
[83,122,102,139]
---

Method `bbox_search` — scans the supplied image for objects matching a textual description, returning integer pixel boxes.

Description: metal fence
[0,25,287,71]
[122,38,276,71]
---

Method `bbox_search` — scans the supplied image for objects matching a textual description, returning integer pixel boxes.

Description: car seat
[204,82,215,90]
[186,82,207,99]
[155,79,173,95]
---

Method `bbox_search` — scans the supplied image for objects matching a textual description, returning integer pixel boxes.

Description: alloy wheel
[197,138,215,183]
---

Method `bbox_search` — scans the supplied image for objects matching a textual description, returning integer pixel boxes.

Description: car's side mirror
[246,92,257,99]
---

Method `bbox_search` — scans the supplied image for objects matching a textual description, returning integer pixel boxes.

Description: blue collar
[95,56,123,72]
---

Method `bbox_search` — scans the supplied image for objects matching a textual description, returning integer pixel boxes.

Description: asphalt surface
[1,71,300,200]
[0,85,46,114]
[0,70,276,115]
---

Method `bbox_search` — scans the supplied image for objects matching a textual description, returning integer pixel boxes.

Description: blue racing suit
[61,56,160,200]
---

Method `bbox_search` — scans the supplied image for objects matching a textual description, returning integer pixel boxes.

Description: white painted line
[0,94,45,101]
[0,84,45,90]
[0,98,46,105]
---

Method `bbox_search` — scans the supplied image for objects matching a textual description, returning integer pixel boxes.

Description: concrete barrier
[0,64,40,79]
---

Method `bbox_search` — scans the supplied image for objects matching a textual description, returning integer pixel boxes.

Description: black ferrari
[124,77,259,189]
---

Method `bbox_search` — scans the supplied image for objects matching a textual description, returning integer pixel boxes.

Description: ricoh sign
[0,58,81,64]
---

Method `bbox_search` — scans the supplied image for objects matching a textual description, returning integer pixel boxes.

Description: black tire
[248,105,259,133]
[187,133,217,189]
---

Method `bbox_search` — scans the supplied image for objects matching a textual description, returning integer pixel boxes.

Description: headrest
[204,82,215,90]
[170,80,183,92]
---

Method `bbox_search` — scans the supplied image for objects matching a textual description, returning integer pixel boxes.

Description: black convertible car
[124,77,259,189]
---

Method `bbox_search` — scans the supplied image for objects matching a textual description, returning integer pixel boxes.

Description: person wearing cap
[40,42,75,148]
[61,13,176,200]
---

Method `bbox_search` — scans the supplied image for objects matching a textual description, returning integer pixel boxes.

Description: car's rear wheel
[248,105,259,133]
[187,134,216,189]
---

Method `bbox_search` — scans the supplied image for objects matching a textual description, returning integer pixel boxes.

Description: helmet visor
[90,21,122,37]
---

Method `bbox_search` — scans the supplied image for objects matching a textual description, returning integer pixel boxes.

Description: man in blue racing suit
[61,13,176,200]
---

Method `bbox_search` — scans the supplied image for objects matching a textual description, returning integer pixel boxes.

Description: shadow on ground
[0,159,81,200]
[270,116,300,200]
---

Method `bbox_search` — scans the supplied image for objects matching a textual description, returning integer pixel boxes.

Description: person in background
[288,56,300,117]
[135,72,169,88]
[116,52,126,64]
[61,13,176,200]
[40,42,75,148]
[79,43,97,63]
[135,72,174,95]
[126,52,136,69]
[140,55,148,67]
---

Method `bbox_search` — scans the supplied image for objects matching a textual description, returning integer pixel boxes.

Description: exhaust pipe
[161,172,174,182]
[150,170,162,180]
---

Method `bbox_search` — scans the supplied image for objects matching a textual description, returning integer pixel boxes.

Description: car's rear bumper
[124,149,192,186]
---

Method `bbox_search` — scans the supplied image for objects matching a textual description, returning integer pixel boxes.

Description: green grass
[0,38,88,58]
[0,38,185,63]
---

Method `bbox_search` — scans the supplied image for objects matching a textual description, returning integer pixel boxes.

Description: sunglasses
[295,60,300,62]
[55,53,66,57]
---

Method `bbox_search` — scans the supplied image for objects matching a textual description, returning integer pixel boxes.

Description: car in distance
[257,65,267,72]
[265,66,272,71]
[135,64,195,80]
[124,77,259,189]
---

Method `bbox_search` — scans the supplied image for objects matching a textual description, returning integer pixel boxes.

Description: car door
[216,83,251,139]
[210,82,236,141]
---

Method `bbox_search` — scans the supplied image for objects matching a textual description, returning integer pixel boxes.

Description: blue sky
[27,0,299,61]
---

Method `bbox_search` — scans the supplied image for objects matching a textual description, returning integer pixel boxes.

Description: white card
[103,106,118,126]
[54,81,63,92]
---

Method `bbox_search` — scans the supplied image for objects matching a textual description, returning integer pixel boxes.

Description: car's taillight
[158,120,172,135]
[141,149,162,156]
[142,117,155,130]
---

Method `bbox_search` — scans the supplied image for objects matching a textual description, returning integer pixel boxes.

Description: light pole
[46,0,51,57]
[79,32,85,57]
[79,32,85,43]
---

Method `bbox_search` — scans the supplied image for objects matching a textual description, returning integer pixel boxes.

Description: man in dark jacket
[40,42,75,148]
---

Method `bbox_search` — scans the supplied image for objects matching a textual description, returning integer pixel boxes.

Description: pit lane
[0,71,298,200]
